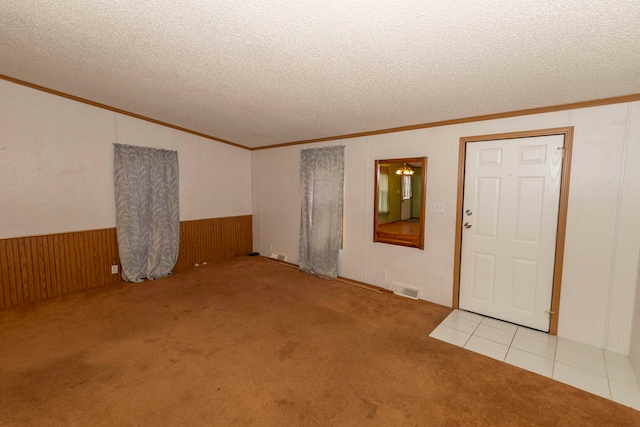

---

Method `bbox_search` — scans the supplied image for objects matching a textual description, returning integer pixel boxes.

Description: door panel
[471,252,497,303]
[515,177,544,242]
[459,135,564,331]
[476,177,501,237]
[511,258,537,312]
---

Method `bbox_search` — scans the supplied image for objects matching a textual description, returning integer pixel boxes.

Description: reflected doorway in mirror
[374,157,427,249]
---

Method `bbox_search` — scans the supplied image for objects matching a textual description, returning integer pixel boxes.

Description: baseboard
[262,256,391,294]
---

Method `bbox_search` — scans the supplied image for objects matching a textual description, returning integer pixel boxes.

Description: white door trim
[452,127,574,335]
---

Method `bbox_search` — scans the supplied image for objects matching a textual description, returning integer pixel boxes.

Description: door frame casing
[452,127,574,335]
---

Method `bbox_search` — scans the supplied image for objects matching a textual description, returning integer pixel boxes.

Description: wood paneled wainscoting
[0,228,121,309]
[0,215,253,309]
[175,215,253,269]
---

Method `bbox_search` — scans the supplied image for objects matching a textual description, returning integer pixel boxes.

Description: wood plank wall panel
[0,215,253,309]
[0,228,122,309]
[175,215,253,269]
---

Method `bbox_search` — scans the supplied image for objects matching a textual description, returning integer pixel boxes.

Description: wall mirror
[374,157,427,249]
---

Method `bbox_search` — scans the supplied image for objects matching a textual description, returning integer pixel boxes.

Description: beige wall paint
[0,79,252,239]
[631,253,640,374]
[2,77,638,355]
[560,104,628,347]
[606,102,640,352]
[253,102,640,354]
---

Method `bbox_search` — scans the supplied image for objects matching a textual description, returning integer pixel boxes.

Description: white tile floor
[429,309,640,411]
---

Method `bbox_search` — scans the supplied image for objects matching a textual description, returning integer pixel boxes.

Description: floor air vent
[390,283,420,300]
[270,253,287,262]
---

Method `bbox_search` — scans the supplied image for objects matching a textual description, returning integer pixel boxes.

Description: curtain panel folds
[114,144,180,282]
[299,145,345,279]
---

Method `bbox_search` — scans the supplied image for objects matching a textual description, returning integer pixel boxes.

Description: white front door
[459,135,564,331]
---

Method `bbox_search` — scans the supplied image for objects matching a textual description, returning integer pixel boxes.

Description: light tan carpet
[1,256,638,426]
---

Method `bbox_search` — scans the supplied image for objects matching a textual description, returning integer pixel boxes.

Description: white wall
[2,77,638,355]
[0,79,252,239]
[603,102,640,352]
[631,252,640,374]
[253,101,640,354]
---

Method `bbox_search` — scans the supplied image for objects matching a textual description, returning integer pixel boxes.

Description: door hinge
[556,146,565,158]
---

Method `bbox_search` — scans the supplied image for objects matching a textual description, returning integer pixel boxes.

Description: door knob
[464,222,472,229]
[465,209,473,216]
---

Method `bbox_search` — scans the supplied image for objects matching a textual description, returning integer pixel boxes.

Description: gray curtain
[299,145,345,279]
[114,144,180,282]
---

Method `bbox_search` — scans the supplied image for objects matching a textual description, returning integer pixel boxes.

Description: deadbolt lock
[465,209,473,216]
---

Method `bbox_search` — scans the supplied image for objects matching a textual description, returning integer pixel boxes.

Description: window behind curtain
[114,144,179,282]
[299,145,345,279]
[401,175,412,200]
[378,166,390,214]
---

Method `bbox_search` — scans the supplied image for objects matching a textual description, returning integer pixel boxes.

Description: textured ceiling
[1,1,639,149]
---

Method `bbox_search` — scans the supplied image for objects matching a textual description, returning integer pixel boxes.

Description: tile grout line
[449,310,481,348]
[503,326,519,362]
[469,318,511,361]
[461,314,480,348]
[435,311,640,408]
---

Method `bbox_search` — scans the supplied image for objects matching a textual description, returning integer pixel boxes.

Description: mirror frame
[374,157,427,249]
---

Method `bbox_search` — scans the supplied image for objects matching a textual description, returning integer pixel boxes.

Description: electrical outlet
[382,271,388,279]
[111,265,118,274]
[429,202,445,213]
[270,244,273,251]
